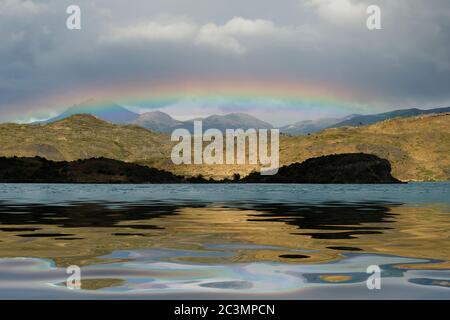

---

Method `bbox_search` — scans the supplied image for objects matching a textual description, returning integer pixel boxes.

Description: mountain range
[131,111,273,133]
[278,114,359,135]
[2,112,449,181]
[43,100,140,124]
[32,101,450,136]
[330,106,450,128]
[40,101,273,133]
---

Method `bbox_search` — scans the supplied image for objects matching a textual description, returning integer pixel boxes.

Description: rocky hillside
[0,113,449,181]
[280,113,450,182]
[164,112,450,181]
[0,114,173,168]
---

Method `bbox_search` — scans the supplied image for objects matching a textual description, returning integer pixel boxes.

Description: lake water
[0,183,449,299]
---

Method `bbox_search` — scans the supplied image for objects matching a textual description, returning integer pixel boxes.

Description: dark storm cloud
[0,0,449,123]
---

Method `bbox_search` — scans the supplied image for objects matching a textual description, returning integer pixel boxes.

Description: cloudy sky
[1,0,449,125]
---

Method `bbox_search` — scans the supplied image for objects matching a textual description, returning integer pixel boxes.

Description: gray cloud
[0,0,449,124]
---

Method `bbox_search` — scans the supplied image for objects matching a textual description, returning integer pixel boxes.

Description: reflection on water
[0,183,449,299]
[245,202,398,239]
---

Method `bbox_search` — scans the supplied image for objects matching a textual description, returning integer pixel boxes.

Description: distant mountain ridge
[38,102,273,133]
[132,106,450,134]
[43,100,140,124]
[133,111,273,133]
[330,106,450,128]
[179,113,273,132]
[279,114,359,135]
[132,111,182,132]
[32,101,450,136]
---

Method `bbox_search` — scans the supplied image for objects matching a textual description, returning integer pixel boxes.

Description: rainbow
[18,77,374,120]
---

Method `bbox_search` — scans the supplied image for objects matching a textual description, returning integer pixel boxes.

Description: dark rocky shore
[242,153,402,184]
[0,153,402,184]
[0,157,181,183]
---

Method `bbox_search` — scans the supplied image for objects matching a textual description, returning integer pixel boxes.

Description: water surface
[0,183,449,299]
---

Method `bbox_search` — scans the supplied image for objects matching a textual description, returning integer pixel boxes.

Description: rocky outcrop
[0,153,403,184]
[0,156,183,183]
[241,153,402,184]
